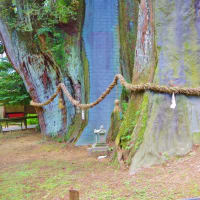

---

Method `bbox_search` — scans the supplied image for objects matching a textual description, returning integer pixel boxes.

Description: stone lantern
[88,125,109,155]
[93,125,107,147]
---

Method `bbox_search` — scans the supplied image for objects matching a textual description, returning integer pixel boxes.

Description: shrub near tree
[0,58,30,105]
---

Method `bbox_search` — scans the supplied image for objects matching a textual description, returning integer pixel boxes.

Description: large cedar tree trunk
[0,1,88,139]
[122,0,200,174]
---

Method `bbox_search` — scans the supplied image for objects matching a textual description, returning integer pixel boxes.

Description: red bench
[0,105,37,132]
[4,112,26,129]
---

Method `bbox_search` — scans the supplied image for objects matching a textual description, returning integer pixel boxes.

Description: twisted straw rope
[30,74,200,109]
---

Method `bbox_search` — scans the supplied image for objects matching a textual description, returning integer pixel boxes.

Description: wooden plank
[69,190,79,200]
[0,116,37,122]
[0,118,25,122]
[5,105,24,113]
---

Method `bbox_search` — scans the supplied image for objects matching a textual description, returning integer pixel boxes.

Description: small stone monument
[88,125,109,155]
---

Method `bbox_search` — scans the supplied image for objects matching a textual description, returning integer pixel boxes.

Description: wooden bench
[0,114,38,132]
[5,112,25,128]
[0,105,37,133]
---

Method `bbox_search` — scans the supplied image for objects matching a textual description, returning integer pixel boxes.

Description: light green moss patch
[115,99,137,148]
[133,94,149,151]
[116,93,149,152]
[126,94,149,165]
[81,43,90,104]
[65,113,87,143]
[193,132,200,145]
[107,111,121,142]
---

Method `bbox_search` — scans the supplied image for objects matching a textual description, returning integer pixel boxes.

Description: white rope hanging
[170,93,176,109]
[81,110,85,120]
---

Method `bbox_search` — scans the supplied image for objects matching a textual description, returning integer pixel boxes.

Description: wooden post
[24,118,27,129]
[69,189,79,200]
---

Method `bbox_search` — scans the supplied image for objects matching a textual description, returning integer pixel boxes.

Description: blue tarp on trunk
[77,0,120,145]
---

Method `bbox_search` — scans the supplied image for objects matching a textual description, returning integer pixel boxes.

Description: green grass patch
[0,159,73,200]
[26,114,38,125]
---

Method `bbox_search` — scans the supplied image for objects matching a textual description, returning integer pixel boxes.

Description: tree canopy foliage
[0,0,80,32]
[0,0,81,69]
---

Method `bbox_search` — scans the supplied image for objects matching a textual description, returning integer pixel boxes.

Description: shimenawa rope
[30,74,200,109]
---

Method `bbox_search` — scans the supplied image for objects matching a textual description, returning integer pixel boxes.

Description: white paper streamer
[98,155,107,160]
[170,93,176,109]
[82,110,85,120]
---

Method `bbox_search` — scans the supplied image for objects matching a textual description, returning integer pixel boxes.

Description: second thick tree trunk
[129,0,200,174]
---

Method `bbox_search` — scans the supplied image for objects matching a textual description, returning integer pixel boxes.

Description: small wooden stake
[69,189,79,200]
[58,97,65,110]
[114,99,121,113]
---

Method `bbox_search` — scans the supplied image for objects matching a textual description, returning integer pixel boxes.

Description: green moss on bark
[127,94,149,165]
[133,94,148,150]
[65,29,90,143]
[116,93,148,149]
[193,132,200,145]
[114,92,149,167]
[81,44,89,106]
[107,111,121,143]
[115,99,137,148]
[65,114,86,143]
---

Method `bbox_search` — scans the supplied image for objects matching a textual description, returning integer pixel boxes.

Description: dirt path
[0,130,200,200]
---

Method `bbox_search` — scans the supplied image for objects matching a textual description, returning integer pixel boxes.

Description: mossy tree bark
[116,0,155,163]
[0,0,88,139]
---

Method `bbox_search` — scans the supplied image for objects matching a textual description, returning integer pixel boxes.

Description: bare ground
[0,130,200,200]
